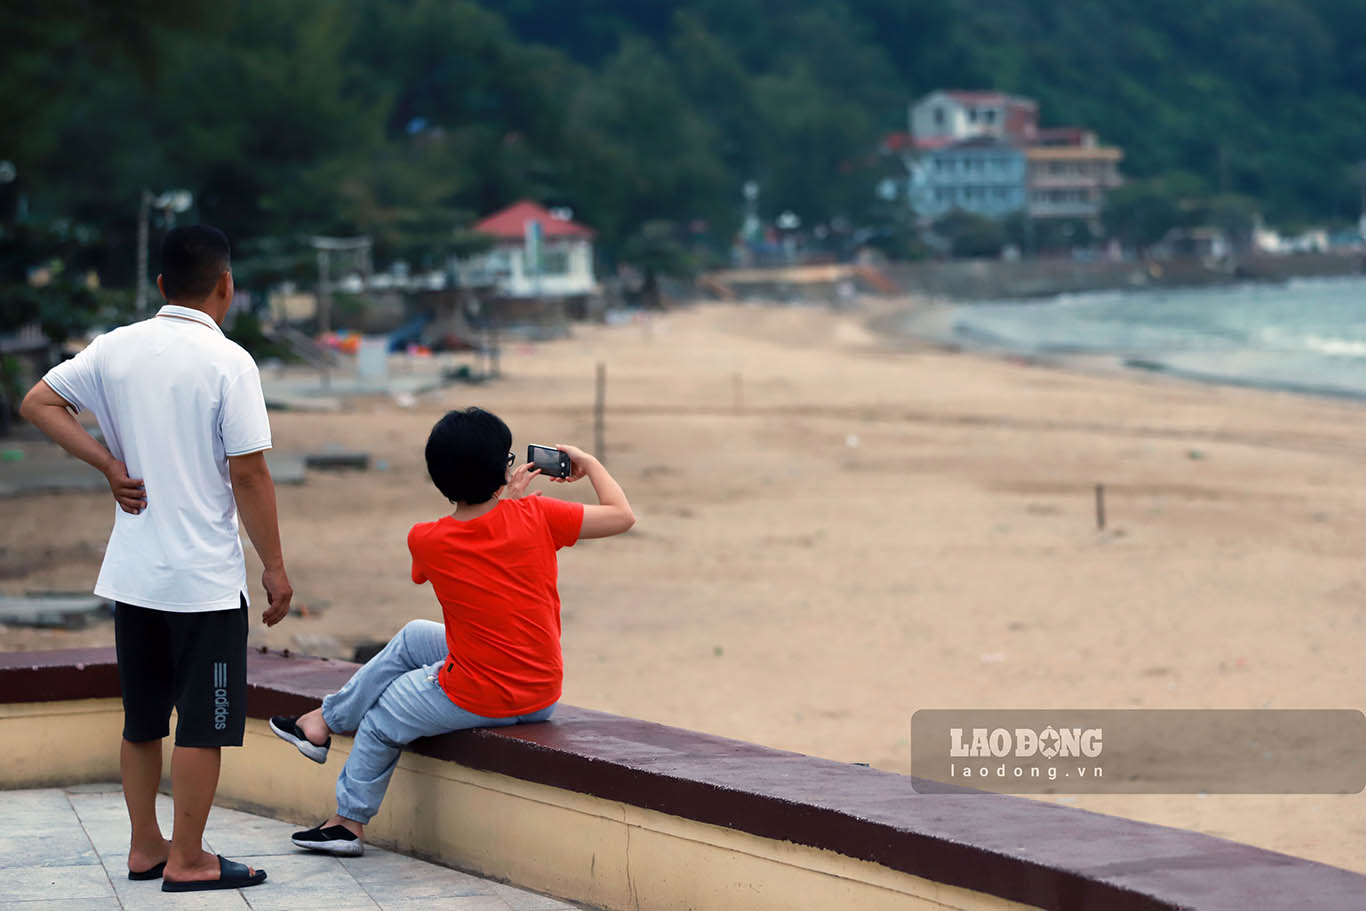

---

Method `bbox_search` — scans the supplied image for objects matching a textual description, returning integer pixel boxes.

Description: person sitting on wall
[268,407,635,856]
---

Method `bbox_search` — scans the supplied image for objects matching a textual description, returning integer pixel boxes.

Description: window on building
[934,107,945,126]
[968,108,979,123]
[541,247,571,276]
[984,109,997,124]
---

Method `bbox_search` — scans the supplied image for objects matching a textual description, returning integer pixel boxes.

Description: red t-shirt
[408,496,584,718]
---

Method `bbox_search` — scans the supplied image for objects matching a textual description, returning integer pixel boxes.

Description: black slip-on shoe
[292,823,364,857]
[162,855,267,892]
[269,715,330,764]
[127,860,166,881]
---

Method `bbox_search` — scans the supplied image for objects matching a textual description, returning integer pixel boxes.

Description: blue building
[908,137,1026,220]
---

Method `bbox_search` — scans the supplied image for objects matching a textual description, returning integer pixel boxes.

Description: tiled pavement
[0,784,584,910]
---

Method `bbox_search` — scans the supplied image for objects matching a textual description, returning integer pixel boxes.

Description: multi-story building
[907,137,1027,220]
[1025,130,1123,220]
[904,92,1123,223]
[909,90,1038,148]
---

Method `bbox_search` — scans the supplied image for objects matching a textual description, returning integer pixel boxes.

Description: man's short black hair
[160,225,231,302]
[425,407,512,504]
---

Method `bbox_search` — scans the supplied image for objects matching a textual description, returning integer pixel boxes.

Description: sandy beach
[4,298,1365,872]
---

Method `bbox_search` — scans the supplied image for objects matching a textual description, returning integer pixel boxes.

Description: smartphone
[527,444,572,479]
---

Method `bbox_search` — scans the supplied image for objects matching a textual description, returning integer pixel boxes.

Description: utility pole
[136,189,193,313]
[136,189,151,313]
[1355,159,1366,239]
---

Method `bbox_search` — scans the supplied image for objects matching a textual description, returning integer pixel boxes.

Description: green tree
[933,210,1008,258]
[1194,194,1262,248]
[1101,179,1193,250]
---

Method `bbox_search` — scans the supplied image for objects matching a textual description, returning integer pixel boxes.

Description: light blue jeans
[321,619,556,824]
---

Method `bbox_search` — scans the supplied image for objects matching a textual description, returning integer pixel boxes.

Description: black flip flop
[162,855,267,892]
[127,860,166,881]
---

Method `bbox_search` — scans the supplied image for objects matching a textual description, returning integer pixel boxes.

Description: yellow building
[1025,129,1123,220]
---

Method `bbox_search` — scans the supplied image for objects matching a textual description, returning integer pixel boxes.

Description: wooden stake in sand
[595,362,606,463]
[733,371,743,414]
[1095,483,1106,531]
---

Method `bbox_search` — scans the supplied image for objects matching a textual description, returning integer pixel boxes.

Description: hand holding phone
[527,444,573,479]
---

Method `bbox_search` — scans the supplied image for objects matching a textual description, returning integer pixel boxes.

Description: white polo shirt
[43,305,273,612]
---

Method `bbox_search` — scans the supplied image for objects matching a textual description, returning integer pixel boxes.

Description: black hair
[425,407,512,504]
[160,225,231,301]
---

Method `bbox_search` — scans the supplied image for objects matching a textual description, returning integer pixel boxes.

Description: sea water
[936,276,1366,399]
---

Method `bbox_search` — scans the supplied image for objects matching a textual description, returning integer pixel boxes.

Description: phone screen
[529,445,569,477]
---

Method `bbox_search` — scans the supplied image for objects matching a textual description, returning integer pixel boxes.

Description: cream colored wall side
[0,699,123,787]
[205,719,1040,911]
[0,707,1038,910]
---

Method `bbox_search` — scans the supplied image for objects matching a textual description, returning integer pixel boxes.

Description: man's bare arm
[19,380,146,513]
[228,451,292,626]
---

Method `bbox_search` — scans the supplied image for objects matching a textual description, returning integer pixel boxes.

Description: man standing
[20,225,291,893]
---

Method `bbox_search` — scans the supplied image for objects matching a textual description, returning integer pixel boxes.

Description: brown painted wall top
[4,647,1364,911]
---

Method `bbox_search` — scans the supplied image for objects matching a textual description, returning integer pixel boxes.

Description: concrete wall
[0,700,1036,911]
[7,648,1366,911]
[884,252,1366,300]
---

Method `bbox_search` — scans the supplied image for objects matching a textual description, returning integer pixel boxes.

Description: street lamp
[136,188,194,313]
[0,161,20,220]
[741,180,760,243]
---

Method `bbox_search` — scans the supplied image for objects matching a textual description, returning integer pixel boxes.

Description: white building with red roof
[460,200,599,300]
[909,90,1039,149]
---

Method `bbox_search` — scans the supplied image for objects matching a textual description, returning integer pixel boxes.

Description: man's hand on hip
[261,566,292,627]
[103,460,147,514]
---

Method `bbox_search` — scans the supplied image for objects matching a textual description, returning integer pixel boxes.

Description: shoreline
[879,250,1365,301]
[876,285,1366,407]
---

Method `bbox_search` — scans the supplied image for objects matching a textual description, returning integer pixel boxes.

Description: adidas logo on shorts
[213,662,229,730]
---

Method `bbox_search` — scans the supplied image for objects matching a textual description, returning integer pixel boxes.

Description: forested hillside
[3,0,1364,278]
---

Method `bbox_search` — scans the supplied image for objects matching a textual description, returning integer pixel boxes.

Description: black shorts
[113,596,248,748]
